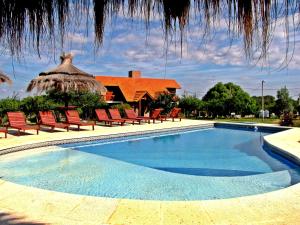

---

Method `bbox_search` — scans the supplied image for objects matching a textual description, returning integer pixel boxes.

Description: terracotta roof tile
[95,76,181,102]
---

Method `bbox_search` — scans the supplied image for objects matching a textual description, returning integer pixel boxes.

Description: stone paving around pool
[0,119,300,225]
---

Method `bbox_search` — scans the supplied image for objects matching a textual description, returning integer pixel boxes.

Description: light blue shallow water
[1,127,300,200]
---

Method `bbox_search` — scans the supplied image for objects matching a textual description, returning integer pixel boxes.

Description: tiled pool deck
[0,119,300,225]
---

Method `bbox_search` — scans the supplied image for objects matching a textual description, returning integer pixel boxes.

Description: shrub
[20,96,61,123]
[46,90,108,119]
[72,92,108,119]
[0,97,21,123]
[0,98,21,115]
[280,112,294,126]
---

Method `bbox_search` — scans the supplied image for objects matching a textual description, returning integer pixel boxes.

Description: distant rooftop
[95,71,181,102]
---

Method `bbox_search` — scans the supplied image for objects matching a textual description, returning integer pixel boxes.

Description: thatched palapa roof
[0,72,12,85]
[0,1,299,60]
[27,53,106,93]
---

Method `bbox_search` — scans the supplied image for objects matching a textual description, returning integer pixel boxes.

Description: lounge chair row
[0,108,181,137]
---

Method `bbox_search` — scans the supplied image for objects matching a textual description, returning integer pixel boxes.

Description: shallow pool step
[151,167,265,176]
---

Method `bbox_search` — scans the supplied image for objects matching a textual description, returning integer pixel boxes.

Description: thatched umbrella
[0,72,12,85]
[27,53,106,106]
[0,1,299,60]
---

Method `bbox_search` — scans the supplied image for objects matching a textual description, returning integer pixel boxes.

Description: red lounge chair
[161,108,182,122]
[109,109,141,125]
[0,128,7,138]
[149,109,164,123]
[39,111,70,131]
[7,112,40,135]
[125,109,150,124]
[95,109,125,126]
[0,118,8,138]
[65,110,95,131]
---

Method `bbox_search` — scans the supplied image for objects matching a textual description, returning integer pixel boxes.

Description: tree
[148,92,179,114]
[203,82,257,117]
[0,97,21,121]
[274,87,294,115]
[20,96,60,122]
[295,95,300,115]
[252,95,276,112]
[202,83,228,117]
[179,96,205,118]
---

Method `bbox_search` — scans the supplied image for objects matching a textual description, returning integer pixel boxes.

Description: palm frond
[0,0,299,59]
[0,72,12,85]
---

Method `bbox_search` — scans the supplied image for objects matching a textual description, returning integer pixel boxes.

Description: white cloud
[70,49,87,56]
[67,32,91,44]
[0,10,299,98]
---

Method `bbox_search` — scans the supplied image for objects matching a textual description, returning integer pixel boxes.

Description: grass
[292,119,300,127]
[212,118,300,127]
[214,118,280,124]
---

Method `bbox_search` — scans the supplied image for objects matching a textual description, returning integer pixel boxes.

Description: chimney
[128,71,141,78]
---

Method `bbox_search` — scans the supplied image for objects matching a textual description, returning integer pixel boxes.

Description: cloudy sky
[0,11,299,99]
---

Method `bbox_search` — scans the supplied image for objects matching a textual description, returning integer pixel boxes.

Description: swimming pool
[0,127,299,200]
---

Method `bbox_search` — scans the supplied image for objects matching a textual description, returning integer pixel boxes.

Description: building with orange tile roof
[95,71,181,115]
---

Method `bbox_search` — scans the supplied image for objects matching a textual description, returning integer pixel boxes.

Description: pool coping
[0,123,214,155]
[0,121,289,156]
[1,120,300,225]
[216,122,300,163]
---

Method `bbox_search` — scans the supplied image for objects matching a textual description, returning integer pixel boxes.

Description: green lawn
[214,118,280,124]
[211,118,300,127]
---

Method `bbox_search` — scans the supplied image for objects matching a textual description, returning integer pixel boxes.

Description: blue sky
[0,12,299,99]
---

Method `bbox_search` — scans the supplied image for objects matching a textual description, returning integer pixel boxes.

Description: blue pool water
[0,127,300,200]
